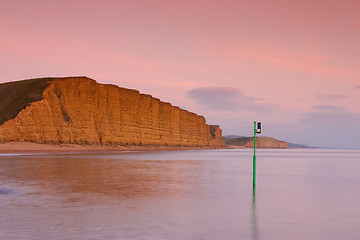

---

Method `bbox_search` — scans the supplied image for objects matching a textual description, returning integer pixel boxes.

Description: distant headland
[223,135,316,149]
[224,136,287,148]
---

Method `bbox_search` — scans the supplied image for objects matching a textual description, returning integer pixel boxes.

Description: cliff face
[0,77,224,147]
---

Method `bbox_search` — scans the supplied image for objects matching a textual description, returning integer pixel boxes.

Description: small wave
[0,187,16,195]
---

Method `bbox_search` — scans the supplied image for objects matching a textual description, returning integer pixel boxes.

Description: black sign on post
[256,122,261,133]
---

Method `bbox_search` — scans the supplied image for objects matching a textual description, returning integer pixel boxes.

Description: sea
[0,148,359,240]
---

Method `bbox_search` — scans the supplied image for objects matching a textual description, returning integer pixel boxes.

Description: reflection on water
[1,149,360,240]
[0,155,197,200]
[252,190,259,240]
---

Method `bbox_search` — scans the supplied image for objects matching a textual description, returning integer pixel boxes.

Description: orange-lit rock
[0,77,224,147]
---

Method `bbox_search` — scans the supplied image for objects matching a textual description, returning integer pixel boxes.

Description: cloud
[300,105,357,124]
[356,86,360,89]
[315,94,348,100]
[186,86,276,113]
[312,105,346,111]
[300,111,358,125]
[186,87,241,110]
[278,106,360,148]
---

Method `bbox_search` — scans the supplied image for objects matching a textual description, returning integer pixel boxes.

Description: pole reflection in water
[252,190,259,240]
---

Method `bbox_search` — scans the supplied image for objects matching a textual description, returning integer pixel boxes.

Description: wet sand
[0,142,237,154]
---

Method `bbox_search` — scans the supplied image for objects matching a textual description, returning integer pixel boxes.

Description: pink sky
[1,0,359,148]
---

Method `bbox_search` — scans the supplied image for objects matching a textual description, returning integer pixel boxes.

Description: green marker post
[253,120,261,191]
[253,121,257,191]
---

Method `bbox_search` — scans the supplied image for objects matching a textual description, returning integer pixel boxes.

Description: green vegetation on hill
[0,78,53,125]
[224,137,253,146]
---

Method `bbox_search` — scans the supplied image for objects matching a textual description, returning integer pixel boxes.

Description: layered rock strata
[0,77,224,147]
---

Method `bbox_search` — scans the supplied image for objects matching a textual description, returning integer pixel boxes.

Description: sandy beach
[0,142,235,154]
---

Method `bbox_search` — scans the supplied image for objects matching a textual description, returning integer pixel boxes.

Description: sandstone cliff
[224,136,287,148]
[0,77,224,147]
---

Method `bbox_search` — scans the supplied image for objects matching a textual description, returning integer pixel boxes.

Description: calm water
[0,149,360,240]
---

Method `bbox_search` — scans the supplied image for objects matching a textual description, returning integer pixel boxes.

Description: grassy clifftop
[0,78,53,125]
[224,137,254,146]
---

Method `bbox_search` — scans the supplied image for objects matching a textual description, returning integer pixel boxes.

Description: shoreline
[0,142,240,154]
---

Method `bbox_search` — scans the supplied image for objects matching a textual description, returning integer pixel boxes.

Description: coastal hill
[224,136,287,148]
[0,77,224,147]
